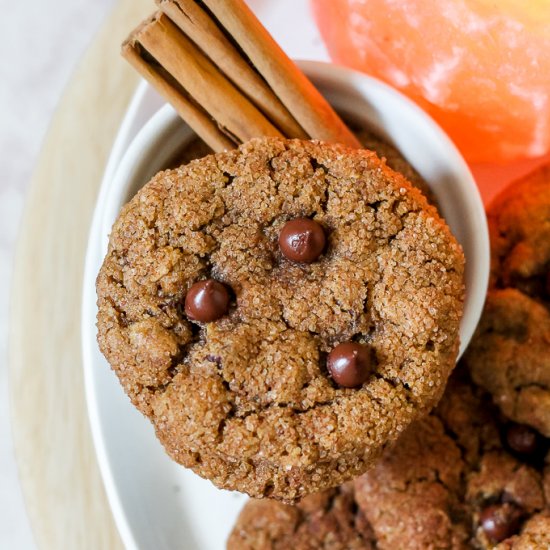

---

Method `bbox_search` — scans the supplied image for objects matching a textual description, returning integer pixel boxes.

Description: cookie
[227,483,374,549]
[229,368,550,549]
[96,137,464,500]
[486,164,550,294]
[355,368,550,549]
[464,166,550,436]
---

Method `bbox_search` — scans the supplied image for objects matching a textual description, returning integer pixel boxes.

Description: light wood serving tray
[9,1,150,548]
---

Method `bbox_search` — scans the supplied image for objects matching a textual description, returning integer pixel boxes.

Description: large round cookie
[96,137,464,500]
[465,166,550,436]
[229,368,550,549]
[354,369,550,549]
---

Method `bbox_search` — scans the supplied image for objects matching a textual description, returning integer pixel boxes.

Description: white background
[0,0,327,547]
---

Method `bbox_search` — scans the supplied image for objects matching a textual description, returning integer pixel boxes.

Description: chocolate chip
[506,423,540,455]
[479,503,522,543]
[279,218,326,263]
[184,279,230,322]
[327,342,372,388]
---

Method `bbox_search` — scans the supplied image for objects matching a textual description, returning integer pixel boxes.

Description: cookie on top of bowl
[229,366,550,549]
[96,136,465,501]
[464,165,550,436]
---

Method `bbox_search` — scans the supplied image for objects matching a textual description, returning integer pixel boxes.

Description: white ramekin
[83,61,490,550]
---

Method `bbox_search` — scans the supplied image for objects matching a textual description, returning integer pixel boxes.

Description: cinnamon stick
[200,0,361,148]
[122,36,235,152]
[156,0,308,140]
[124,12,283,149]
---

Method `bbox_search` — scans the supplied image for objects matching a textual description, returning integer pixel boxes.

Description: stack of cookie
[227,167,550,549]
[95,131,549,548]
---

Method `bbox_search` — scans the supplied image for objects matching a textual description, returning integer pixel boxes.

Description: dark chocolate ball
[479,504,522,543]
[279,218,326,263]
[506,424,540,455]
[327,342,372,388]
[184,279,230,322]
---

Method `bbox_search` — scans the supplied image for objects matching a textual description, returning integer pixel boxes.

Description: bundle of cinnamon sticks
[122,0,360,152]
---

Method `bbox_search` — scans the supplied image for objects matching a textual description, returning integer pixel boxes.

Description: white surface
[0,1,327,548]
[82,62,488,550]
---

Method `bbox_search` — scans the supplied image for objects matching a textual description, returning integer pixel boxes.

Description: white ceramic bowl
[102,61,489,356]
[83,61,489,550]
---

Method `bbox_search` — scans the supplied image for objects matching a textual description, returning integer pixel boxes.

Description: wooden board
[9,1,150,548]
